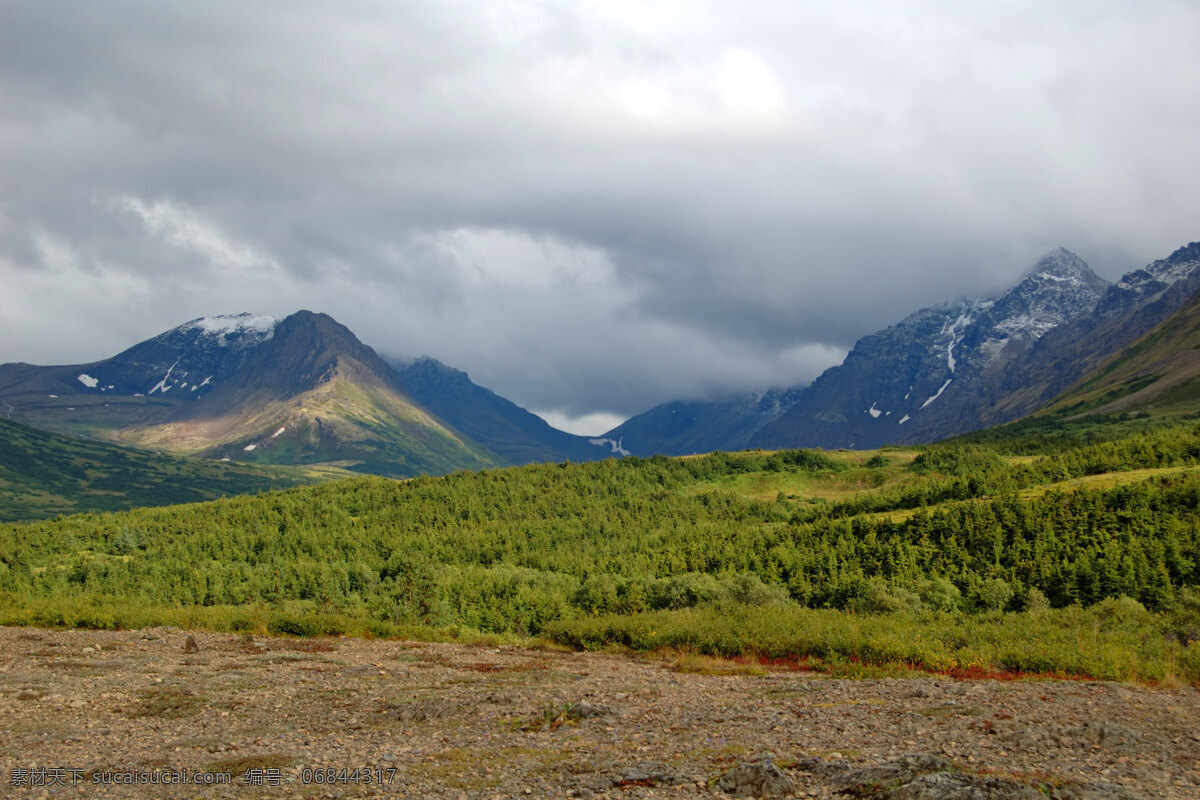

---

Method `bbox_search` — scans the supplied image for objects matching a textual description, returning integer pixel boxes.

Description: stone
[887,772,1043,800]
[717,759,794,797]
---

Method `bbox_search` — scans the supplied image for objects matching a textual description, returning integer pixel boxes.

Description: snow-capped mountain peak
[181,313,277,347]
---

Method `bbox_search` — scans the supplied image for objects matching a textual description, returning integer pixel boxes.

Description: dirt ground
[1,626,1197,798]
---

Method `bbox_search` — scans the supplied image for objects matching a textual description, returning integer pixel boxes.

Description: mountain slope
[1039,282,1200,419]
[392,357,610,465]
[752,248,1111,449]
[0,416,330,521]
[600,387,805,457]
[984,242,1200,425]
[120,311,503,477]
[0,311,502,478]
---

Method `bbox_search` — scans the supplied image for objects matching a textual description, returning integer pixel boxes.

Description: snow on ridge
[191,313,277,335]
[77,373,99,388]
[1144,258,1200,287]
[182,313,277,347]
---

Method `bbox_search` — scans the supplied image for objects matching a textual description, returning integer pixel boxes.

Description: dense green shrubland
[3,425,1200,681]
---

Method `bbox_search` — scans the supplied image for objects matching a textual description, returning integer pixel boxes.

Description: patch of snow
[187,314,277,347]
[1146,258,1199,286]
[589,437,631,457]
[941,309,973,374]
[149,356,182,395]
[272,426,286,438]
[134,393,143,397]
[898,414,910,425]
[48,394,58,398]
[921,379,953,409]
[904,386,911,401]
[106,385,114,390]
[220,457,230,462]
[243,444,257,451]
[77,373,99,388]
[198,376,213,388]
[190,386,198,392]
[866,401,882,419]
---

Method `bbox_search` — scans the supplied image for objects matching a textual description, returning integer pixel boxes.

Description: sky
[3,2,1200,435]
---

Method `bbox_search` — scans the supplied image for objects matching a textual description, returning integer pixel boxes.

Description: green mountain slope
[0,417,333,521]
[1042,286,1200,420]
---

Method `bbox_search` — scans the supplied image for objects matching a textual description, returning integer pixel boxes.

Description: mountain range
[607,241,1200,455]
[3,239,1199,495]
[0,310,611,479]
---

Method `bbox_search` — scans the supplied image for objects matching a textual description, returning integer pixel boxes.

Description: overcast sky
[3,2,1199,434]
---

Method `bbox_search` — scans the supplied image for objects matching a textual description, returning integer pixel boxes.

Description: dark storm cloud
[3,1,1200,432]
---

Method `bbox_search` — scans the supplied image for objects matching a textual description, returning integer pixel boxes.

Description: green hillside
[1042,288,1200,420]
[0,417,337,521]
[2,422,1199,682]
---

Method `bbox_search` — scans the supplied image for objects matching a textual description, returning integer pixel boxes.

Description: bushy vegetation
[3,423,1200,682]
[0,418,326,521]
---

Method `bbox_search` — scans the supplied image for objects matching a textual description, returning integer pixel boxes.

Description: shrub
[1025,587,1052,612]
[847,578,924,614]
[722,573,789,607]
[978,579,1014,612]
[917,578,962,612]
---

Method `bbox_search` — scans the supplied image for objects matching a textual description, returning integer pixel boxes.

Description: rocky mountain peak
[986,249,1109,342]
[1022,247,1095,281]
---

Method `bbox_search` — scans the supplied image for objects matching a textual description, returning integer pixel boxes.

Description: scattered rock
[572,701,611,719]
[887,771,1043,799]
[718,759,794,797]
[183,634,200,653]
[612,765,689,788]
[1049,782,1148,800]
[385,698,456,722]
[826,753,951,796]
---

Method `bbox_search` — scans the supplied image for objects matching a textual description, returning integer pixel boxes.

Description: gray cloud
[3,1,1200,432]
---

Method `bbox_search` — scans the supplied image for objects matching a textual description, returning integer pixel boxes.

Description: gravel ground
[1,627,1197,799]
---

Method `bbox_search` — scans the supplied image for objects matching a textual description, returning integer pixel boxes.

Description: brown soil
[0,627,1197,798]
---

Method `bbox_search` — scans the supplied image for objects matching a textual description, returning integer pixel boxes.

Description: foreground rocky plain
[0,627,1196,799]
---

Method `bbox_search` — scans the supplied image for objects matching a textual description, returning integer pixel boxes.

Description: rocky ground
[0,626,1197,799]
